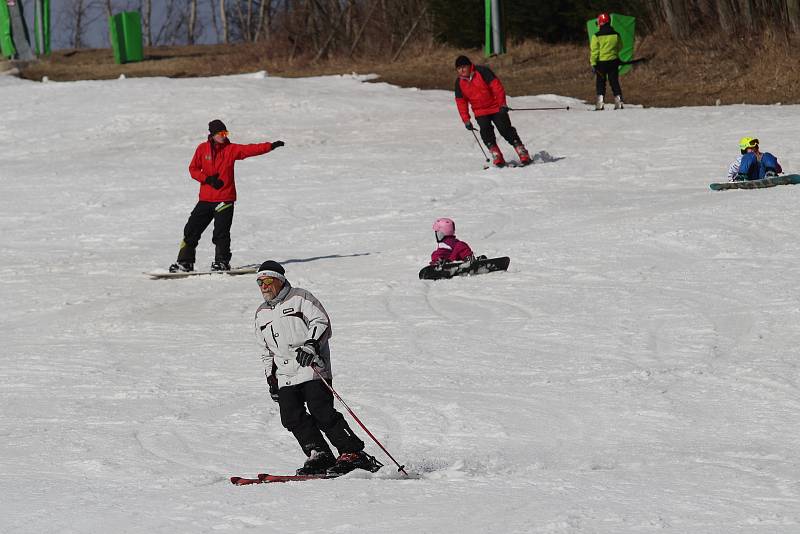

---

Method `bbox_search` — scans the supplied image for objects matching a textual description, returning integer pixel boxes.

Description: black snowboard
[419,256,510,280]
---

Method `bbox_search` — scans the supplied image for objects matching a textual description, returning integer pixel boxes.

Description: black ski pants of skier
[176,201,234,264]
[595,59,622,98]
[278,379,364,457]
[476,110,522,150]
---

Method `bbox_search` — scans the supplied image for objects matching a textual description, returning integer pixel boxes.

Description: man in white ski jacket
[253,260,380,476]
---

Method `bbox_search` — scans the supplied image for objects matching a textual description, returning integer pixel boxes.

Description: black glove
[464,122,475,131]
[295,339,320,367]
[591,66,597,75]
[266,372,279,403]
[500,106,510,114]
[204,174,223,190]
[272,140,285,148]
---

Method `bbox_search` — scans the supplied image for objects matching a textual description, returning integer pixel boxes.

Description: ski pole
[312,365,409,477]
[470,128,490,165]
[507,106,570,111]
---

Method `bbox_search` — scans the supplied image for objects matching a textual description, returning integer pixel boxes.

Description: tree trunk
[221,0,229,43]
[188,0,197,44]
[142,0,152,46]
[787,0,800,31]
[661,0,689,39]
[254,0,270,42]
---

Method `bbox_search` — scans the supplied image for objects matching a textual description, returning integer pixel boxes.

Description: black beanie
[257,260,285,278]
[455,55,472,68]
[209,119,227,135]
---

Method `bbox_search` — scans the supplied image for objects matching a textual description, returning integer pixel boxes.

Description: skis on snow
[230,473,338,485]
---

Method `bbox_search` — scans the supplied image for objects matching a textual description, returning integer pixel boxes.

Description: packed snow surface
[2,72,799,533]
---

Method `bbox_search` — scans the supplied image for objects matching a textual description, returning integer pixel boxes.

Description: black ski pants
[476,110,522,150]
[278,379,364,457]
[595,59,622,98]
[176,201,234,264]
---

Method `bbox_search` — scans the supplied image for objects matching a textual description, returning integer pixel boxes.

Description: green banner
[586,13,636,75]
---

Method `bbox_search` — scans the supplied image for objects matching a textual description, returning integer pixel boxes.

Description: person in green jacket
[590,13,623,110]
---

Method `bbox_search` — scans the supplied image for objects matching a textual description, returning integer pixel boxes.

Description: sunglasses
[215,130,229,137]
[257,276,275,287]
[747,138,759,147]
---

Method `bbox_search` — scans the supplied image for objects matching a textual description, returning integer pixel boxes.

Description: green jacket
[590,24,622,65]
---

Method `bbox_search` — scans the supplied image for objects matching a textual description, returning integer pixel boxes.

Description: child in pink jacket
[430,218,474,265]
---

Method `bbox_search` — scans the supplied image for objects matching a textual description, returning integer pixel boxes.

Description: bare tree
[141,0,152,46]
[188,0,198,44]
[221,0,229,43]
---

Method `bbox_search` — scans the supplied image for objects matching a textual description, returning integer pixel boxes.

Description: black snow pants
[176,201,234,264]
[595,59,622,98]
[278,379,364,457]
[476,110,522,150]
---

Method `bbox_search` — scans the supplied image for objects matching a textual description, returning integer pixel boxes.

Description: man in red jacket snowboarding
[454,55,531,167]
[169,119,284,272]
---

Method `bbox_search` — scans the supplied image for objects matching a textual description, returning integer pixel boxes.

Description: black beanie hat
[455,55,472,68]
[209,119,227,135]
[257,260,286,279]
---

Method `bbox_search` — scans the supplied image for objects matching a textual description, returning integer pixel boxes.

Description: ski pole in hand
[470,129,490,165]
[311,365,409,477]
[507,106,570,111]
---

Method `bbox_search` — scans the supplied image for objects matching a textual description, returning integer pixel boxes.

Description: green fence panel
[0,2,13,59]
[109,11,143,64]
[586,14,636,76]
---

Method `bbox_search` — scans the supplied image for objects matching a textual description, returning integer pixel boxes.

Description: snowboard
[419,256,510,280]
[709,173,800,191]
[145,264,259,279]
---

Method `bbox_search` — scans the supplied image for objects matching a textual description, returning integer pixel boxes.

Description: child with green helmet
[727,137,782,182]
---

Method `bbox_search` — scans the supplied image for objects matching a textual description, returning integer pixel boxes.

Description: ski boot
[327,451,383,476]
[211,261,231,271]
[168,261,193,273]
[513,143,532,166]
[296,450,336,475]
[595,95,604,111]
[488,145,506,168]
[614,95,624,110]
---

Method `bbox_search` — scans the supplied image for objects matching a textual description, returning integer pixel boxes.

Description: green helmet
[739,136,759,151]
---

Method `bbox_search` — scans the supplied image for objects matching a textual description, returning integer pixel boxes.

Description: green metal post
[484,0,492,57]
[34,0,50,56]
[0,3,14,59]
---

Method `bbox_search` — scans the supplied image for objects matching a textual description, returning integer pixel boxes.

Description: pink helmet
[597,13,610,25]
[432,218,455,237]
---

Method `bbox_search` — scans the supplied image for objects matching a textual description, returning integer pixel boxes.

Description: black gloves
[295,339,320,367]
[464,122,475,131]
[500,106,510,114]
[266,372,279,403]
[272,140,285,148]
[204,174,223,190]
[591,66,597,75]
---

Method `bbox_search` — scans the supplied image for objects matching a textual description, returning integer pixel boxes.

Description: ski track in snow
[1,73,800,532]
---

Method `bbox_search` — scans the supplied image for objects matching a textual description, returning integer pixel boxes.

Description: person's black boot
[296,450,336,475]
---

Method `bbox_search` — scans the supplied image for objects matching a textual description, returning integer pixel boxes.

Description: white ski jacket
[254,282,333,389]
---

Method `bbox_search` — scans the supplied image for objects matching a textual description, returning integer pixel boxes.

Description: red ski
[230,473,336,485]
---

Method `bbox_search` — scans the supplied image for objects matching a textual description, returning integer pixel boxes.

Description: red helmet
[597,13,610,25]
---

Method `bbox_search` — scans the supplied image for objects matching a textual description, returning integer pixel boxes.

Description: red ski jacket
[454,65,507,123]
[188,138,275,202]
[431,236,474,265]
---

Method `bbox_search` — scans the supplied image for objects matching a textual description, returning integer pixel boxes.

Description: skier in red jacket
[169,119,284,273]
[454,55,531,167]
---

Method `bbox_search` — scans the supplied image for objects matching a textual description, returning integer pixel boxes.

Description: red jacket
[431,236,474,265]
[455,65,507,123]
[188,138,275,202]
